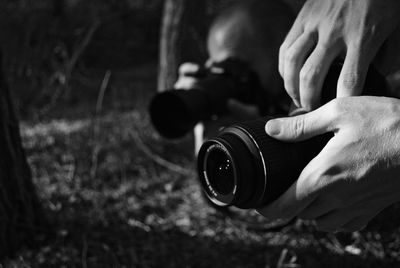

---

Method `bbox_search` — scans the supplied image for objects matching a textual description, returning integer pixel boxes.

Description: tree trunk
[0,53,44,258]
[157,0,238,92]
[158,0,184,91]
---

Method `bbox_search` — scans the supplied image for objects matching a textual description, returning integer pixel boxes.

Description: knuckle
[340,72,363,92]
[292,116,306,138]
[284,47,299,66]
[320,25,342,47]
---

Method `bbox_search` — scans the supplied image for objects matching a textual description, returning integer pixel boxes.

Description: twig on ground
[67,19,101,76]
[129,127,192,176]
[82,235,88,268]
[325,234,345,255]
[66,156,77,182]
[276,248,299,268]
[90,70,112,179]
[95,70,111,115]
[276,248,288,268]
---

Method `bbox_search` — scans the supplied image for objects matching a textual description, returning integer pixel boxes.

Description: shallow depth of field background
[2,1,400,267]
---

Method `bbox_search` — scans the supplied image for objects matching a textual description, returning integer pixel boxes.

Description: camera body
[149,58,268,139]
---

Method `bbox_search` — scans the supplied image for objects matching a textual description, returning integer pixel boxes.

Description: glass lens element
[206,150,234,195]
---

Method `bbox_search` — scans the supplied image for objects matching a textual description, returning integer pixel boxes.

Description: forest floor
[1,62,399,268]
[2,5,400,267]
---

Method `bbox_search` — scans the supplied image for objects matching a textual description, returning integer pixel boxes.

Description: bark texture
[0,53,43,258]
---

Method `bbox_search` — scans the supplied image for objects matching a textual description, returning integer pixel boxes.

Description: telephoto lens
[197,118,332,209]
[149,59,266,139]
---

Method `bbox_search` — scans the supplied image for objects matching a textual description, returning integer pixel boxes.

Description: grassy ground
[0,62,399,267]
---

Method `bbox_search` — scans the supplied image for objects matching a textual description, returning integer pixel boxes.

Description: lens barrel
[149,75,235,139]
[197,118,332,209]
[149,59,263,139]
[149,89,209,139]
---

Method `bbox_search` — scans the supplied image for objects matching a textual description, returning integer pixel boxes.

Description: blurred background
[1,0,400,267]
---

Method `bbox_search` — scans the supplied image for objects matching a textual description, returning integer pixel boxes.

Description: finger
[339,202,386,232]
[194,123,205,156]
[227,99,259,120]
[298,196,337,220]
[257,139,345,220]
[279,19,304,78]
[178,62,201,76]
[257,134,344,220]
[299,43,339,110]
[315,210,358,232]
[256,177,318,220]
[337,45,372,97]
[284,32,317,107]
[265,101,337,141]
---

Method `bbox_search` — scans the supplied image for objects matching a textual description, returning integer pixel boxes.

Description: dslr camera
[149,58,269,139]
[149,58,389,210]
[196,64,389,209]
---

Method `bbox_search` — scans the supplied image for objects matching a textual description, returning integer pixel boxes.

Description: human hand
[174,62,202,90]
[258,96,400,232]
[279,0,400,110]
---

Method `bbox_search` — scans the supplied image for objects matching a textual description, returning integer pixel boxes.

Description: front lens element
[205,150,234,195]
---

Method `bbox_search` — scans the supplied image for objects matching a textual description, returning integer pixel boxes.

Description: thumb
[265,103,335,141]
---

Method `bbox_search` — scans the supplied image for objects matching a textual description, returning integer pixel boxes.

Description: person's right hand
[259,96,400,232]
[279,0,400,111]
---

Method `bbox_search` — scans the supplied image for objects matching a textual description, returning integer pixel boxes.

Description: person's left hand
[279,0,400,111]
[257,96,400,232]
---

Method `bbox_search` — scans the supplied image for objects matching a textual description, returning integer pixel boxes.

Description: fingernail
[265,120,281,136]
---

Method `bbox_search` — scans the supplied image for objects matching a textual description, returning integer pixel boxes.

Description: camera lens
[198,118,331,209]
[205,150,234,195]
[149,89,207,139]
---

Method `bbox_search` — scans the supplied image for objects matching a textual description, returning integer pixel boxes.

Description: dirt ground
[1,62,397,267]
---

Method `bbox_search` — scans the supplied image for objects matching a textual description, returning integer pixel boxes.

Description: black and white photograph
[1,0,400,267]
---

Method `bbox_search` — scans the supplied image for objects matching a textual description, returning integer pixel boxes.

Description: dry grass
[3,69,400,267]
